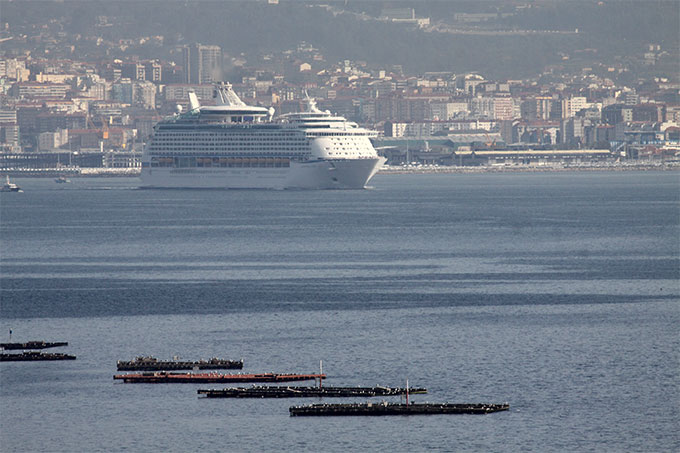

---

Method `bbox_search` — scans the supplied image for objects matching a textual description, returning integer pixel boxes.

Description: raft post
[406,379,409,405]
[319,360,323,389]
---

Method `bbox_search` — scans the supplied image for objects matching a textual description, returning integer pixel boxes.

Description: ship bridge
[185,82,273,124]
[277,97,376,140]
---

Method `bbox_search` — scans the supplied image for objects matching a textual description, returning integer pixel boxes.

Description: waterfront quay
[378,161,680,174]
[0,167,140,177]
[1,161,677,179]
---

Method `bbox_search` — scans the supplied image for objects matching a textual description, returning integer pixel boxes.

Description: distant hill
[2,0,678,79]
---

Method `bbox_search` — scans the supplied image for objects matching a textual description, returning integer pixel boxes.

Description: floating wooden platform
[198,385,427,398]
[1,341,68,350]
[114,372,326,384]
[117,356,243,371]
[0,351,76,361]
[289,402,510,416]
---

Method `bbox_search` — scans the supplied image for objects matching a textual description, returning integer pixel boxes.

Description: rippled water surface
[1,172,678,452]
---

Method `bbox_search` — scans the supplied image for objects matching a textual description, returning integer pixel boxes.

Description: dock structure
[198,385,427,398]
[117,356,244,371]
[1,341,68,350]
[114,372,326,384]
[0,351,76,361]
[289,402,510,416]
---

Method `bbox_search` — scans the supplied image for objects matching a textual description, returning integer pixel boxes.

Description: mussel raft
[1,341,68,350]
[0,351,76,361]
[114,372,326,383]
[289,402,510,416]
[116,356,243,371]
[198,385,427,398]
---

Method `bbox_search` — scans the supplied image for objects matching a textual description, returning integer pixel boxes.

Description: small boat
[1,176,22,192]
[55,176,71,183]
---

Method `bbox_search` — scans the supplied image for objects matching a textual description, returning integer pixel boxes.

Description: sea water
[1,171,678,452]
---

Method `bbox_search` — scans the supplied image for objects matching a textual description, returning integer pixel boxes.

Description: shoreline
[0,162,678,178]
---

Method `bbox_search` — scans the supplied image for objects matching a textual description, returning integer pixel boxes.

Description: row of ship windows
[156,132,306,140]
[157,133,304,139]
[325,147,370,151]
[156,132,369,139]
[149,146,308,152]
[147,156,291,168]
[154,136,370,142]
[154,139,308,144]
[311,132,371,137]
[149,151,306,157]
[153,139,307,146]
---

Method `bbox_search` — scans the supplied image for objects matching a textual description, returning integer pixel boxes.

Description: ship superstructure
[140,83,385,189]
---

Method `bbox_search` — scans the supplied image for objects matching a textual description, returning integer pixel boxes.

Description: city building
[182,43,222,84]
[121,62,145,81]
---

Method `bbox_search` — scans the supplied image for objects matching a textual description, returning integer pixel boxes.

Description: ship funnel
[214,82,246,107]
[188,91,200,111]
[303,94,322,113]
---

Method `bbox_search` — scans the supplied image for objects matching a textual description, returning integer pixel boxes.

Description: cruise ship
[140,82,386,189]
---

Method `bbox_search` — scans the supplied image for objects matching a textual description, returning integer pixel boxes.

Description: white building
[0,123,20,152]
[568,96,588,117]
[386,119,497,138]
[133,81,156,110]
[471,96,494,117]
[0,109,17,123]
[164,84,214,101]
[38,129,69,151]
[429,101,469,120]
[493,96,515,120]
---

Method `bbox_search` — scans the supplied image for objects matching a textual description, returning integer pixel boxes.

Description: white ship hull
[140,157,386,189]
